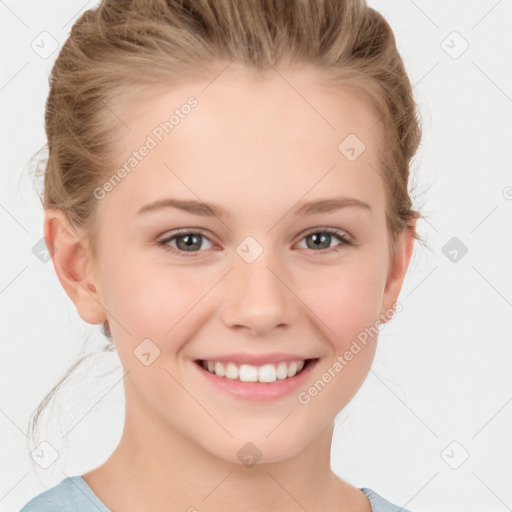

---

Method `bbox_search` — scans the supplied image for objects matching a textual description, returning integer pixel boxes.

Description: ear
[379,221,416,322]
[44,208,107,325]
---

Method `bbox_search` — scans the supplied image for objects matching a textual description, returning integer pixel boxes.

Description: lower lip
[192,359,319,401]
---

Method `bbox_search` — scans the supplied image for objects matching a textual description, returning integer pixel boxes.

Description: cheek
[292,258,386,422]
[100,252,212,345]
[298,252,387,350]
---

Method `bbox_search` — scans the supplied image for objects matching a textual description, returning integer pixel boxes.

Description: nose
[221,248,299,336]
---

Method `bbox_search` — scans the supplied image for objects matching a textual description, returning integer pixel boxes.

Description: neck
[83,394,371,512]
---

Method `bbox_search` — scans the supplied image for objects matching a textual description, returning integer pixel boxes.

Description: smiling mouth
[194,358,317,384]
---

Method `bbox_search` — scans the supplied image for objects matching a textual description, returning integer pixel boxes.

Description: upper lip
[195,353,318,365]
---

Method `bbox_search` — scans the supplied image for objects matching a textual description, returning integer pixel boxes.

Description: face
[63,64,412,464]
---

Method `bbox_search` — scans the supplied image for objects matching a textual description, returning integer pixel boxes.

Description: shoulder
[361,487,414,512]
[19,476,110,512]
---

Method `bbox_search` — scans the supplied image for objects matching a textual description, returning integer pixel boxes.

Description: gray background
[1,1,511,511]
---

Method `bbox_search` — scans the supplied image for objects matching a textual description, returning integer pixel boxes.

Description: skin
[45,63,415,512]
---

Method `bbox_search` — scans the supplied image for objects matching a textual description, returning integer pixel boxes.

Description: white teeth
[258,364,277,383]
[214,361,226,377]
[287,361,298,377]
[276,362,288,380]
[239,364,258,382]
[202,359,308,383]
[225,362,239,380]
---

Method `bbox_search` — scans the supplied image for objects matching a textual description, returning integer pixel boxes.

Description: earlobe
[379,222,416,322]
[44,209,107,325]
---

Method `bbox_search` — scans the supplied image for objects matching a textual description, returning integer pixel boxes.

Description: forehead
[116,64,381,147]
[102,64,385,220]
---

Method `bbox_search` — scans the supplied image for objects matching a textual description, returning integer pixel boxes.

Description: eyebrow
[136,196,371,218]
[293,197,371,215]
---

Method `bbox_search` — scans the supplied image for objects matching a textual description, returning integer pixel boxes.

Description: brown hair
[28,0,423,460]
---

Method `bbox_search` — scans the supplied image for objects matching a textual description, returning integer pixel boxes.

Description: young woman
[20,0,423,510]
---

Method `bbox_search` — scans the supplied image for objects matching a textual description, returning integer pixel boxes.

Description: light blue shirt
[19,475,413,511]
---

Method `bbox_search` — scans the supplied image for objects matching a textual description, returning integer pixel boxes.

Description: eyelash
[156,227,354,258]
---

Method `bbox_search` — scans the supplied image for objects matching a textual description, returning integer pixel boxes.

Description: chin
[199,427,318,467]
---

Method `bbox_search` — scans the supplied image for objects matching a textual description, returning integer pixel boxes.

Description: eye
[156,227,353,257]
[296,228,353,254]
[157,229,213,257]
